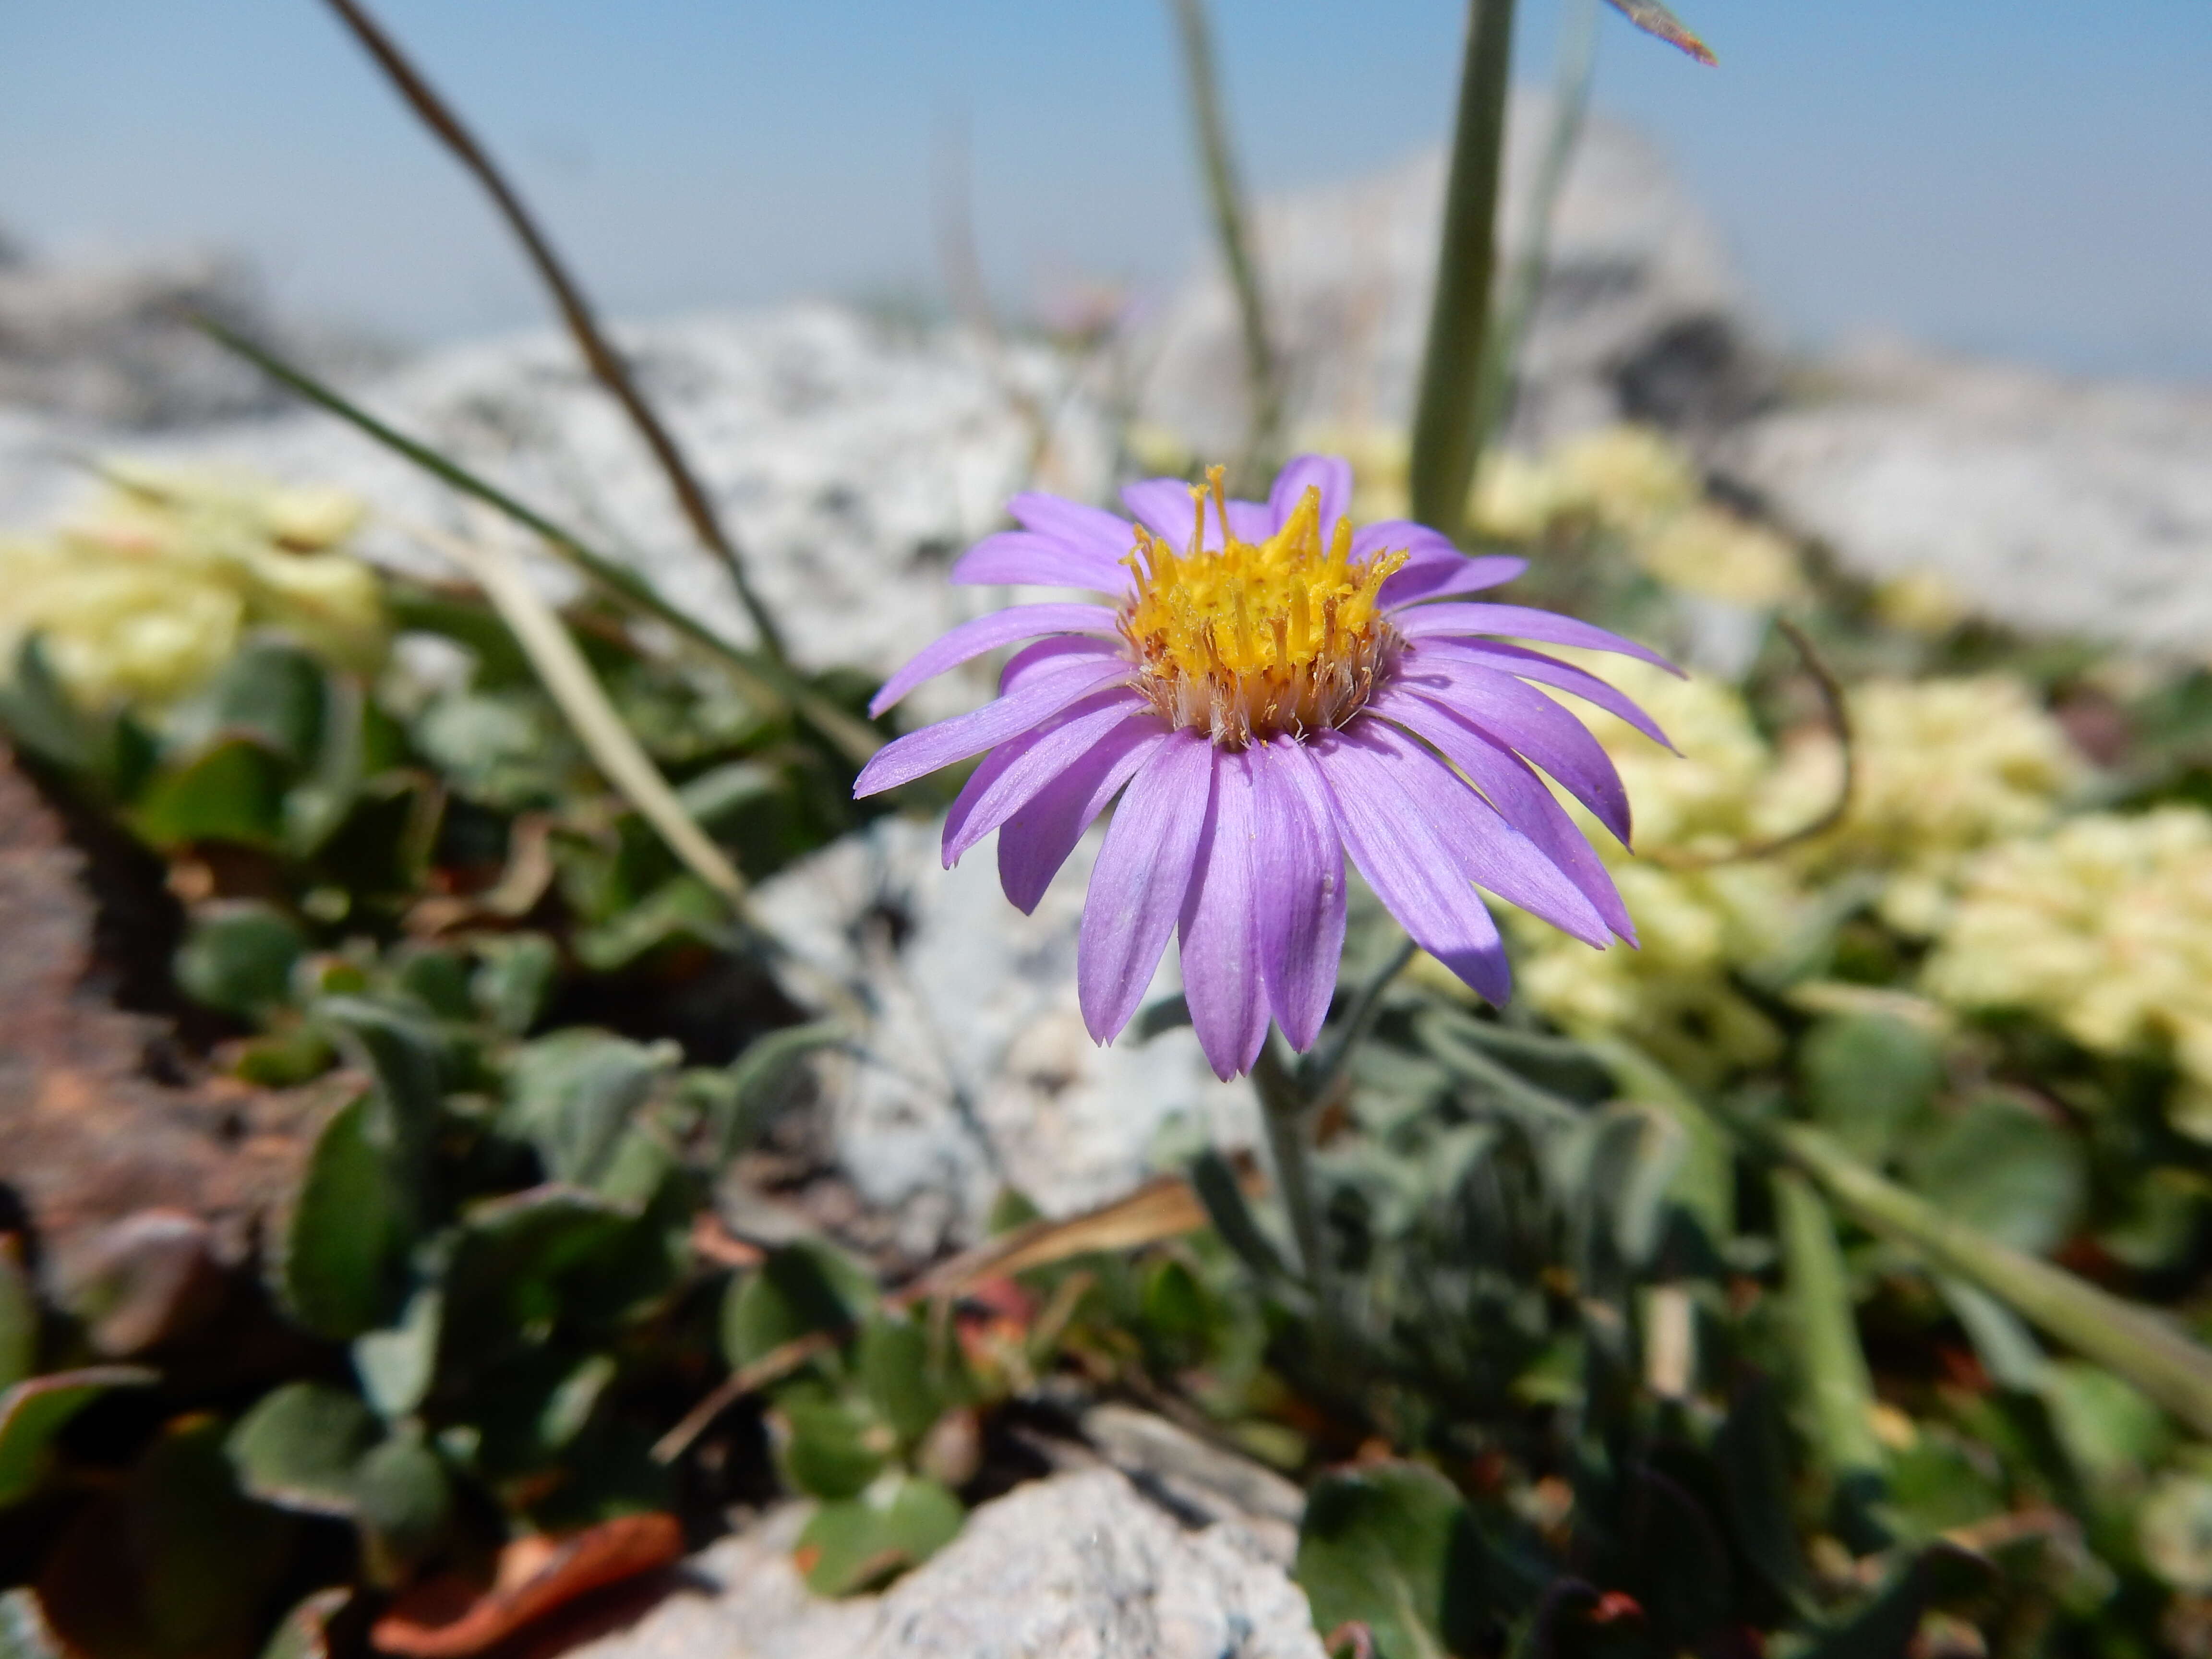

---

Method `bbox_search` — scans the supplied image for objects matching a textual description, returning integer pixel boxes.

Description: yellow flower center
[1118,467,1405,747]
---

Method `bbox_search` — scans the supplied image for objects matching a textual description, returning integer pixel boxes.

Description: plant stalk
[1773,1169,1886,1483]
[1770,1118,2212,1441]
[1167,0,1283,488]
[1471,0,1596,449]
[1303,935,1418,1095]
[1251,1041,1327,1297]
[1407,0,1519,540]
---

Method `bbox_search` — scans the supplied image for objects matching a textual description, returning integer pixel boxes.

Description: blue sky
[4,1,2210,378]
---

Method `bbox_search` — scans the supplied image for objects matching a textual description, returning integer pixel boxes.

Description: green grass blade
[1407,0,1519,540]
[1772,1119,2212,1441]
[1774,1169,1887,1485]
[1472,0,1598,449]
[1167,0,1283,487]
[415,520,748,907]
[195,318,883,764]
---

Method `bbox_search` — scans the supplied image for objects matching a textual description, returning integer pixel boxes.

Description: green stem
[1251,1040,1327,1296]
[1471,0,1596,449]
[1773,1169,1886,1483]
[1407,0,1518,540]
[1768,1119,2212,1442]
[1303,935,1418,1094]
[1167,0,1283,488]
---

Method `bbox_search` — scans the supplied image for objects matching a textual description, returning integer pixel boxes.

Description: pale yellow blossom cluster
[0,463,385,709]
[1490,661,2084,1081]
[1924,808,2212,1134]
[1488,663,1812,1080]
[1769,675,2083,933]
[1470,426,1805,608]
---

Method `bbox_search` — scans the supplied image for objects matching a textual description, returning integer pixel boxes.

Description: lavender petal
[1410,638,1673,749]
[1368,686,1634,943]
[1007,492,1140,565]
[1121,478,1214,547]
[1352,720,1610,947]
[1298,731,1512,1005]
[854,654,1133,797]
[1351,518,1461,565]
[1247,736,1348,1052]
[943,691,1152,865]
[1077,733,1216,1043]
[952,529,1130,591]
[1176,749,1270,1079]
[1393,602,1680,672]
[1000,636,1126,693]
[869,603,1119,717]
[1392,649,1635,844]
[998,719,1170,913]
[1379,551,1528,608]
[1267,455,1353,536]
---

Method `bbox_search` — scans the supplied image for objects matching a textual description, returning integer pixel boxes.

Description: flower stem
[1408,0,1519,541]
[1303,935,1419,1096]
[1166,0,1283,489]
[1471,0,1597,451]
[1251,1040,1327,1297]
[1767,1118,2212,1441]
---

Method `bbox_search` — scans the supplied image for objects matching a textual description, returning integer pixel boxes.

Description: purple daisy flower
[854,455,1672,1081]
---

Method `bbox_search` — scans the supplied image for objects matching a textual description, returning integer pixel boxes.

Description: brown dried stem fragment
[320,0,791,665]
[1649,617,1856,871]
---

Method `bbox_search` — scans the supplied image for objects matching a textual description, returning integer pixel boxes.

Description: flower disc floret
[1121,469,1406,747]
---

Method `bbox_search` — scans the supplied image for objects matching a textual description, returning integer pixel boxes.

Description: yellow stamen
[1118,478,1407,747]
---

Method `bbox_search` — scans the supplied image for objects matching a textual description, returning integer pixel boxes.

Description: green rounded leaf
[795,1474,964,1597]
[1903,1094,2085,1256]
[175,903,309,1020]
[0,1366,157,1508]
[227,1382,380,1517]
[353,1435,455,1587]
[472,934,559,1037]
[503,1030,675,1188]
[1799,1014,1943,1165]
[721,1240,877,1370]
[776,1395,891,1502]
[36,1415,297,1659]
[0,1248,36,1394]
[856,1313,946,1451]
[198,640,326,766]
[133,740,289,850]
[282,1095,413,1341]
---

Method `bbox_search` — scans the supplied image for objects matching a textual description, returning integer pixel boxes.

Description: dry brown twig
[321,0,790,665]
[1648,618,1857,872]
[648,1168,1256,1464]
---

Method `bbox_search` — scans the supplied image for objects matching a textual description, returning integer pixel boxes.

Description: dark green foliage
[1297,1462,1486,1659]
[0,1369,157,1508]
[37,1417,298,1659]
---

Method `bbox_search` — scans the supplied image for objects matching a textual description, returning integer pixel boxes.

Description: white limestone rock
[1134,92,1768,457]
[0,302,1113,715]
[751,812,1256,1249]
[568,1470,1323,1659]
[1717,342,2212,656]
